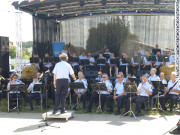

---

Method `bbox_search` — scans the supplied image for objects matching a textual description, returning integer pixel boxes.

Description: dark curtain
[33,16,60,58]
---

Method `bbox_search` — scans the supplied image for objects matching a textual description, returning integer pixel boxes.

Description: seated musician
[125,74,152,116]
[31,53,40,68]
[71,53,80,76]
[86,73,113,112]
[115,72,127,83]
[119,53,131,76]
[113,73,126,115]
[72,71,87,110]
[87,52,95,66]
[137,45,145,56]
[148,68,160,97]
[61,46,68,54]
[159,72,167,95]
[7,74,24,111]
[155,51,163,75]
[131,52,140,75]
[165,51,175,65]
[95,71,103,82]
[107,52,116,76]
[43,53,53,72]
[79,52,88,59]
[104,48,111,55]
[27,75,41,111]
[142,51,151,71]
[152,44,163,55]
[159,72,180,113]
[97,52,107,73]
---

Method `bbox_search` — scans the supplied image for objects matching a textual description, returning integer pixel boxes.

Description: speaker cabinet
[0,36,9,78]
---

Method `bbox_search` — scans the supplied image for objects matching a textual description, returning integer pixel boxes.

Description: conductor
[52,53,76,114]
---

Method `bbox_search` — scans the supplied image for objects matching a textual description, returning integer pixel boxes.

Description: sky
[0,0,33,44]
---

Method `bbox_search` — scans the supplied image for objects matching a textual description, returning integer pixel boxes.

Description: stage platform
[42,110,75,121]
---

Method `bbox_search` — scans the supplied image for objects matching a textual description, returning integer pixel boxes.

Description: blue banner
[52,42,65,57]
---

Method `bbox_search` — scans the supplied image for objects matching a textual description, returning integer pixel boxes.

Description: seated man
[141,51,151,71]
[7,74,23,111]
[165,51,175,65]
[86,73,113,112]
[155,51,163,75]
[95,71,103,82]
[72,71,87,110]
[97,52,108,74]
[71,52,80,76]
[131,52,140,75]
[107,52,117,77]
[119,53,131,76]
[159,72,167,95]
[159,72,180,113]
[137,45,145,56]
[27,75,41,111]
[43,53,53,72]
[113,73,126,115]
[125,74,152,116]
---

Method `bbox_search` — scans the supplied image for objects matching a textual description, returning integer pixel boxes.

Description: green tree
[22,49,31,59]
[9,46,16,59]
[22,41,33,49]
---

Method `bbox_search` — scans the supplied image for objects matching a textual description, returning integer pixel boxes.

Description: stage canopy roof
[12,0,175,20]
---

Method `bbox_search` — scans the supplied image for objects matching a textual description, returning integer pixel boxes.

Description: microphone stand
[38,73,60,132]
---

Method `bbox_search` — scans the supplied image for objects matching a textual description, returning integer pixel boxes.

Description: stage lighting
[79,0,84,7]
[102,0,107,6]
[128,0,133,5]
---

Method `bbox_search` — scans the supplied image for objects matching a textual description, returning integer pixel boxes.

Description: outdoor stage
[0,112,179,135]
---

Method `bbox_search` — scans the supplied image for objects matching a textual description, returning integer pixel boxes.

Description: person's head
[155,44,159,49]
[160,72,165,80]
[33,75,38,82]
[45,53,49,58]
[122,53,127,57]
[167,51,172,57]
[141,74,148,83]
[105,48,109,53]
[134,52,138,56]
[150,68,156,76]
[36,72,41,78]
[110,52,114,58]
[59,53,68,61]
[33,53,38,58]
[88,52,92,57]
[117,73,124,82]
[138,45,143,50]
[78,71,84,80]
[63,46,66,50]
[81,52,85,56]
[156,51,161,56]
[145,51,149,56]
[126,74,131,79]
[98,71,102,78]
[171,72,176,81]
[99,52,103,57]
[10,73,18,81]
[102,73,108,81]
[73,52,77,57]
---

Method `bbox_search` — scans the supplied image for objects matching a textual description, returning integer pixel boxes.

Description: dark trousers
[88,92,112,111]
[125,96,148,113]
[72,93,87,109]
[116,95,125,110]
[118,65,131,76]
[27,93,40,109]
[54,79,68,112]
[159,94,179,111]
[131,65,139,75]
[9,93,22,109]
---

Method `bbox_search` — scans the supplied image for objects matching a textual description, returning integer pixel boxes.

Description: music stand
[9,84,25,113]
[97,59,106,71]
[91,83,107,113]
[121,82,137,119]
[151,81,165,111]
[163,56,169,62]
[103,54,110,60]
[34,84,43,110]
[69,82,85,109]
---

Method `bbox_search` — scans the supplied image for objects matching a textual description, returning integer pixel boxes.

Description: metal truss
[175,0,180,78]
[15,11,23,76]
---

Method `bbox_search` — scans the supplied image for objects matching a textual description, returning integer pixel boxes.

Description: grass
[0,98,178,116]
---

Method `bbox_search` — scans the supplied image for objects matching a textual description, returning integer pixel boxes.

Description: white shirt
[79,55,88,59]
[61,49,68,54]
[115,78,127,83]
[137,82,153,97]
[114,81,125,95]
[44,62,52,68]
[27,81,41,93]
[148,74,160,81]
[155,56,163,66]
[72,56,79,66]
[119,58,128,66]
[137,49,145,55]
[165,55,175,65]
[7,80,21,94]
[167,80,180,95]
[131,57,139,65]
[143,56,151,65]
[97,57,106,66]
[100,80,113,95]
[53,61,74,79]
[75,79,88,93]
[104,52,111,55]
[88,57,95,66]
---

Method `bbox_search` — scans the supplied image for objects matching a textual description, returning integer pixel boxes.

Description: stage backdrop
[59,15,174,57]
